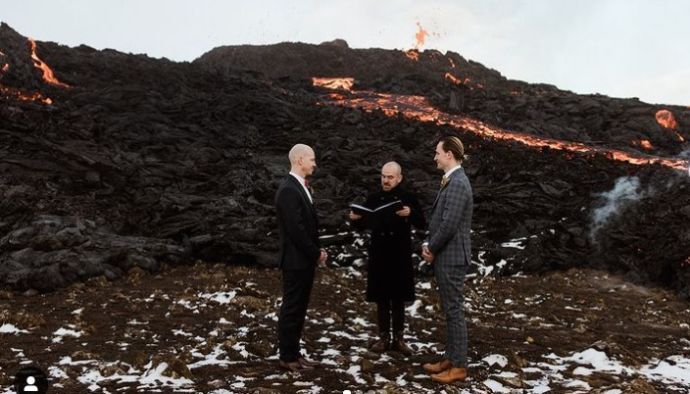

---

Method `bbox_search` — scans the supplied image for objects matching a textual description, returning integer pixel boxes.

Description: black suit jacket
[275,175,320,270]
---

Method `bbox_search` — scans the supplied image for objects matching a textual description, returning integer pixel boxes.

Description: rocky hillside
[1,23,689,297]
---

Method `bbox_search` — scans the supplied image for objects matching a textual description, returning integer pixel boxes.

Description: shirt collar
[289,172,306,186]
[444,165,463,178]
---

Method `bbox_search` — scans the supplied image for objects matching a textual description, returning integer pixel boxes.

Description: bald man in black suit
[275,143,328,371]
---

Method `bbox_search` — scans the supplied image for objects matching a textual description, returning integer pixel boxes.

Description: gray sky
[3,0,689,105]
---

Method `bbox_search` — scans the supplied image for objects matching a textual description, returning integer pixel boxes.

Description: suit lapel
[288,175,314,210]
[431,169,463,212]
[431,177,450,212]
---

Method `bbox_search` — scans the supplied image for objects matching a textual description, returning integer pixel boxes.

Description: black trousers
[376,299,405,335]
[278,267,315,361]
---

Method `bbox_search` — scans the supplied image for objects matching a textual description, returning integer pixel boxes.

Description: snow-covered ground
[1,237,689,392]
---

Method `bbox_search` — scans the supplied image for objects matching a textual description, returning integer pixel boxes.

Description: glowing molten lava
[313,83,690,173]
[656,109,678,129]
[1,46,54,105]
[405,50,419,62]
[29,38,69,88]
[444,73,475,88]
[312,77,354,91]
[1,86,52,104]
[635,139,654,151]
[445,73,462,85]
[655,109,684,142]
[414,22,429,50]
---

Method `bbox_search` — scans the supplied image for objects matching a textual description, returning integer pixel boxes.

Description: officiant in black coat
[349,161,426,354]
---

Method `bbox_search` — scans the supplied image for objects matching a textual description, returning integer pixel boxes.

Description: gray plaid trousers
[434,263,467,366]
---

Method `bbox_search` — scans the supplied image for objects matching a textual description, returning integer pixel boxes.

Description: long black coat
[354,186,426,302]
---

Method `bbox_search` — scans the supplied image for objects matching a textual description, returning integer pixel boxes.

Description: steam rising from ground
[590,176,643,241]
[679,149,690,177]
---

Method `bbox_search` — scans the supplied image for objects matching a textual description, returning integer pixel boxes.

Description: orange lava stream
[29,38,69,88]
[0,84,53,104]
[320,90,689,172]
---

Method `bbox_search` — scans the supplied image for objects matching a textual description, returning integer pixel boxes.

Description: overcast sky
[3,0,689,105]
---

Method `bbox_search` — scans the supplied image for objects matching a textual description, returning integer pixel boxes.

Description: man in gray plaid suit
[421,135,472,384]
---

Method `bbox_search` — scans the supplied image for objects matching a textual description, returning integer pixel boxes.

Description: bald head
[381,161,403,191]
[288,144,317,177]
[382,161,402,176]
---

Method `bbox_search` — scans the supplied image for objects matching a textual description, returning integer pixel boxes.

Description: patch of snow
[172,329,193,337]
[417,281,432,289]
[48,366,69,379]
[344,364,367,384]
[350,317,372,327]
[198,290,237,305]
[406,300,423,317]
[52,326,83,343]
[641,355,690,386]
[564,348,629,374]
[0,323,29,334]
[483,379,511,393]
[483,354,508,368]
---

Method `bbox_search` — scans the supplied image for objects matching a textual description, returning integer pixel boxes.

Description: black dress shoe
[298,357,320,368]
[391,337,414,356]
[370,333,391,352]
[279,360,305,372]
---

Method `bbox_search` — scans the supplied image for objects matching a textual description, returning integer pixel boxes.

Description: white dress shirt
[289,172,313,204]
[444,164,463,180]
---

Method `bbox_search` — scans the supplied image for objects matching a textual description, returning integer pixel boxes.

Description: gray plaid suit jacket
[427,167,473,266]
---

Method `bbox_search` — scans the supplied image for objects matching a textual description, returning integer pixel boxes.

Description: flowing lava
[0,56,53,104]
[655,109,684,142]
[313,78,690,173]
[0,39,70,105]
[312,77,354,91]
[444,73,479,89]
[656,109,679,129]
[405,50,419,62]
[29,38,69,88]
[444,72,462,85]
[0,84,53,105]
[635,139,654,151]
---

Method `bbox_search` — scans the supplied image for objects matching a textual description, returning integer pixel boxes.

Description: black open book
[349,200,404,216]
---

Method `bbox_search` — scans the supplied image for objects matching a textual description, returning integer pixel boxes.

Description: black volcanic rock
[197,41,690,157]
[1,23,690,297]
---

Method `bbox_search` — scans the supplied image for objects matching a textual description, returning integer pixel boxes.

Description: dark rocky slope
[1,24,689,296]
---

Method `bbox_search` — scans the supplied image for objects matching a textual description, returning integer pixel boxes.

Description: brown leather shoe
[431,367,467,383]
[423,359,452,374]
[297,356,320,368]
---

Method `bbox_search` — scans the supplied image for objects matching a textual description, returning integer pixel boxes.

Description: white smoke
[590,176,644,241]
[678,148,690,177]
